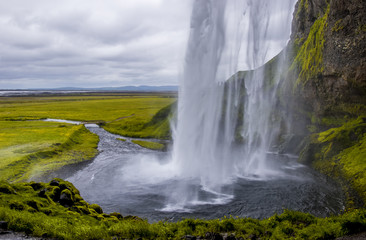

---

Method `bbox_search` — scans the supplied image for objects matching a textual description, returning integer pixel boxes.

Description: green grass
[131,140,165,151]
[1,179,366,240]
[0,93,175,182]
[0,121,99,182]
[103,101,176,139]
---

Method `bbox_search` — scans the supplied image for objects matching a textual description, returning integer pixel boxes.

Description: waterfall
[169,0,296,209]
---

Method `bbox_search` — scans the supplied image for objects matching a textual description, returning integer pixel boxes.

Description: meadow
[0,92,176,182]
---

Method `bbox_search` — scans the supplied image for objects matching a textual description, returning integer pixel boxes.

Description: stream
[58,122,346,222]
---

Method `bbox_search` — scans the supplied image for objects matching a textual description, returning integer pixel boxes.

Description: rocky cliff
[287,0,366,207]
[290,0,365,126]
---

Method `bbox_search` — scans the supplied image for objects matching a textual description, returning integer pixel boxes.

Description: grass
[131,140,165,151]
[0,121,99,182]
[0,93,176,182]
[1,179,366,240]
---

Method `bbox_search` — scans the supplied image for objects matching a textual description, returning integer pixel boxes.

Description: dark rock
[205,232,223,240]
[182,235,196,240]
[49,179,60,186]
[59,189,74,207]
[0,184,15,194]
[30,182,44,191]
[90,204,103,214]
[0,221,8,230]
[38,189,47,198]
[110,212,123,219]
[223,234,236,240]
[26,200,39,211]
[248,234,257,240]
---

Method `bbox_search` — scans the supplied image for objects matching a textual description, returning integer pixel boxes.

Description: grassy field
[0,92,176,182]
[0,121,98,182]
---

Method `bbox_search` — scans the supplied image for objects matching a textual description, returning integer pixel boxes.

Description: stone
[49,179,60,186]
[0,221,8,230]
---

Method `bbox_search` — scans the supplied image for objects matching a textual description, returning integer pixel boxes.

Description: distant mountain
[28,85,179,92]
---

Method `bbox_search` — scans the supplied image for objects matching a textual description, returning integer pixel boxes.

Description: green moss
[116,138,126,142]
[90,204,103,214]
[1,179,366,239]
[301,116,366,205]
[292,4,330,88]
[131,140,165,151]
[296,0,309,19]
[332,19,345,32]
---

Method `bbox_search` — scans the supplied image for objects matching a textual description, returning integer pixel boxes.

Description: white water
[168,0,296,209]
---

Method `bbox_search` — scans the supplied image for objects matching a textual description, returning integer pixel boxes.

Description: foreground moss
[1,179,366,240]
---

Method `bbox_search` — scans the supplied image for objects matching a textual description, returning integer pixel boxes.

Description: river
[63,123,345,222]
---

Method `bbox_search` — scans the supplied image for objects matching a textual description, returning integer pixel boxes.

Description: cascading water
[170,0,297,208]
[67,0,346,221]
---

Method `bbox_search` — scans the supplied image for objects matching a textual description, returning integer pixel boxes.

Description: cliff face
[290,0,365,123]
[287,0,366,206]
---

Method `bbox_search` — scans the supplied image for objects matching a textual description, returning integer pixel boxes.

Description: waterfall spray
[170,0,296,209]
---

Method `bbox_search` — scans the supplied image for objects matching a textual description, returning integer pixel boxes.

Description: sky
[0,0,191,89]
[0,0,295,89]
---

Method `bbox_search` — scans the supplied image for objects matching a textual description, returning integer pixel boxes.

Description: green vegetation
[292,4,330,87]
[104,101,176,139]
[0,121,99,182]
[1,179,366,240]
[300,116,366,205]
[131,140,165,151]
[0,93,175,182]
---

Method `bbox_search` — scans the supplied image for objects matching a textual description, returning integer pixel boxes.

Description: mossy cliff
[286,0,366,206]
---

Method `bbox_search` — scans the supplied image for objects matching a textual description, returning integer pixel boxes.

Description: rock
[89,204,103,214]
[0,184,15,194]
[223,234,236,240]
[0,221,8,230]
[59,189,74,207]
[182,235,196,240]
[29,182,44,191]
[38,189,47,198]
[49,179,60,186]
[205,232,223,240]
[110,212,123,219]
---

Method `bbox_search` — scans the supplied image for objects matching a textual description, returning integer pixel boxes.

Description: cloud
[0,0,191,89]
[0,0,296,89]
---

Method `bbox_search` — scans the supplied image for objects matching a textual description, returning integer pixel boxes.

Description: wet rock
[30,182,44,191]
[0,221,8,230]
[59,189,74,207]
[49,179,60,186]
[205,232,223,240]
[223,234,236,240]
[182,235,196,240]
[38,189,47,198]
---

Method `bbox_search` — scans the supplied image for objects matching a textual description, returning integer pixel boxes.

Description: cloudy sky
[0,0,191,89]
[0,0,295,89]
